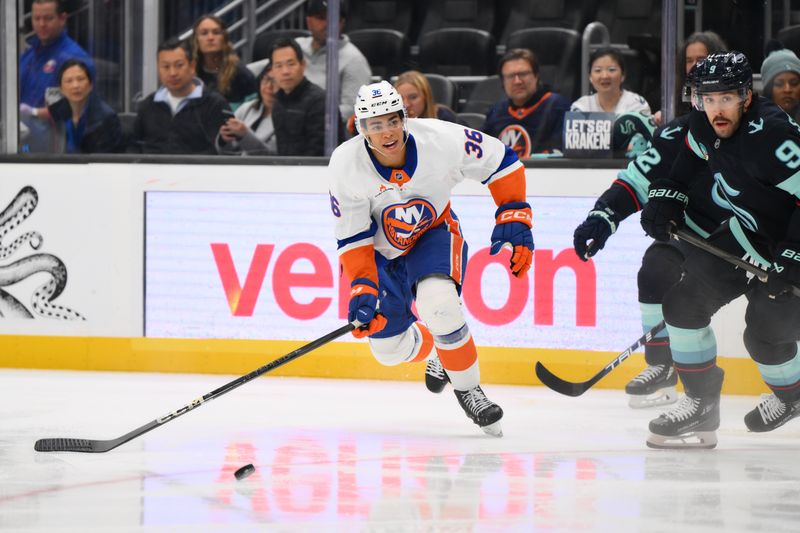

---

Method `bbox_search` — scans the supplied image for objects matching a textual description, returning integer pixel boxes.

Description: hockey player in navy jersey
[641,52,800,448]
[573,112,730,409]
[328,81,534,437]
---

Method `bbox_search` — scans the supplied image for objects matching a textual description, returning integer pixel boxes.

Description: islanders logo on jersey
[499,125,532,159]
[382,199,437,251]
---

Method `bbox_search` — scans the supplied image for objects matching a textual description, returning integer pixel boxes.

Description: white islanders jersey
[329,118,522,260]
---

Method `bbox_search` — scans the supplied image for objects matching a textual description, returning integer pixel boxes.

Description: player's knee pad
[662,275,725,330]
[415,275,465,335]
[743,325,798,366]
[638,243,684,304]
[369,328,416,366]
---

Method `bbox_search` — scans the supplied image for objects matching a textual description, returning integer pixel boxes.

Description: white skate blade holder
[646,430,717,450]
[628,387,678,409]
[481,420,503,438]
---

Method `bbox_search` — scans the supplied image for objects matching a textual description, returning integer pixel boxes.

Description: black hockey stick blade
[535,320,666,397]
[34,322,356,453]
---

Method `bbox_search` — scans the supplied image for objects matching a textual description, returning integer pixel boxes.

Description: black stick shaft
[34,323,355,453]
[535,321,666,397]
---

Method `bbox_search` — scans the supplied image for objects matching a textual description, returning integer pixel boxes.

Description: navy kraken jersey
[596,114,730,237]
[672,97,800,264]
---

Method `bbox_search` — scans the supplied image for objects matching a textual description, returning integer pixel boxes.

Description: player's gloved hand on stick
[766,243,800,299]
[640,179,688,242]
[348,278,387,338]
[573,203,621,261]
[490,201,534,277]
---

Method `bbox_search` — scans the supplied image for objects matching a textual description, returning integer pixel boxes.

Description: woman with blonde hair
[394,70,460,123]
[192,14,257,106]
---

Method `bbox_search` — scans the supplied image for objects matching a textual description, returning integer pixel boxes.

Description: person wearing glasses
[571,48,652,116]
[482,48,570,158]
[328,80,534,437]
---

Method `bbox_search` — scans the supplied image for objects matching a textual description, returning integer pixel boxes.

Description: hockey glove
[348,278,387,338]
[490,201,534,277]
[640,179,688,242]
[766,244,800,299]
[573,203,621,261]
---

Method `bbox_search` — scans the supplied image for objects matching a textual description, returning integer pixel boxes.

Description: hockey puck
[234,463,255,480]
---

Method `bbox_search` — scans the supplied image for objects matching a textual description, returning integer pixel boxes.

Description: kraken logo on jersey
[711,172,758,231]
[382,199,437,251]
[499,125,532,159]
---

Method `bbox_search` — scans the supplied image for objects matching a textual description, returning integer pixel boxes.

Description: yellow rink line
[0,335,767,395]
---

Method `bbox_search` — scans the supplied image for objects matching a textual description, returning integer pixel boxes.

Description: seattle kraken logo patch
[382,199,436,251]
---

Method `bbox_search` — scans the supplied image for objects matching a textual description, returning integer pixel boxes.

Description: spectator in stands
[192,14,257,107]
[654,31,727,124]
[482,48,570,158]
[270,38,330,156]
[20,0,95,152]
[297,0,371,121]
[131,38,230,154]
[394,70,460,123]
[47,59,124,153]
[571,48,652,116]
[761,46,800,121]
[217,63,278,155]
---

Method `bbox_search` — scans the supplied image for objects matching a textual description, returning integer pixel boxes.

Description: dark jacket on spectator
[482,86,570,157]
[131,82,230,154]
[47,91,124,153]
[197,62,258,106]
[272,77,329,156]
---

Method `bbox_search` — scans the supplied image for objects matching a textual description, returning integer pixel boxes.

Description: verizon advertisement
[145,191,651,351]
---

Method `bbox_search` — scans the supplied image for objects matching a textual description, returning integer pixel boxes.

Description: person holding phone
[216,64,277,155]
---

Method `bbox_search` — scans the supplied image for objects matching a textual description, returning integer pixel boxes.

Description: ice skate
[425,354,449,393]
[626,364,678,409]
[646,394,719,449]
[454,386,503,437]
[744,393,800,432]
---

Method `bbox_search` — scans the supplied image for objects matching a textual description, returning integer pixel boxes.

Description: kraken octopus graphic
[0,186,85,320]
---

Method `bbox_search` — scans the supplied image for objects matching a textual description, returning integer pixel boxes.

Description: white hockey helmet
[354,80,406,135]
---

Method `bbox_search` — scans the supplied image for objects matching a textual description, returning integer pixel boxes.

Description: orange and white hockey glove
[490,202,534,277]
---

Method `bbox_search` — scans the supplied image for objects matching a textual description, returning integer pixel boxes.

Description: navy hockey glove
[573,204,621,261]
[348,278,387,338]
[640,179,688,242]
[766,244,800,299]
[490,201,534,277]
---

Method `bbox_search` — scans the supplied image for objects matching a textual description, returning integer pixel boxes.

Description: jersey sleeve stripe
[685,130,706,159]
[777,169,800,199]
[616,162,650,206]
[612,178,642,211]
[487,165,527,206]
[336,219,378,250]
[340,245,379,285]
[482,146,522,185]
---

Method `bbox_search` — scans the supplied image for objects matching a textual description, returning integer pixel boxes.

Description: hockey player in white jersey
[328,81,534,437]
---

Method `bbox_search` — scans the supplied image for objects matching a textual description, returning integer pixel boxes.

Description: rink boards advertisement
[0,162,756,390]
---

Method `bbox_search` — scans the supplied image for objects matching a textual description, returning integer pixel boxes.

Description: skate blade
[481,421,503,438]
[628,387,678,409]
[646,430,717,450]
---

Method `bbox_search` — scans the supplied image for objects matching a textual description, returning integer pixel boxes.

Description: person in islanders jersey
[328,80,534,437]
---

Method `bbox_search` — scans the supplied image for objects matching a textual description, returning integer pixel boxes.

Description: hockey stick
[34,322,356,453]
[673,228,800,297]
[535,320,666,397]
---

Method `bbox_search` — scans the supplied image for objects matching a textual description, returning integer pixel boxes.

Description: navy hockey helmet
[686,52,752,110]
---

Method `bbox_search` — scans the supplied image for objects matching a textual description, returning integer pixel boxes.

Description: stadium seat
[348,29,409,79]
[497,0,593,43]
[251,29,311,62]
[423,73,459,111]
[507,28,582,102]
[457,112,486,131]
[415,0,496,39]
[777,25,800,56]
[461,76,505,114]
[418,28,497,77]
[346,0,413,35]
